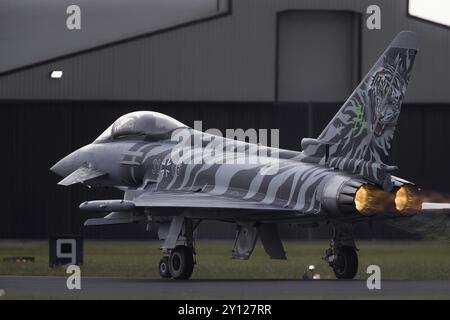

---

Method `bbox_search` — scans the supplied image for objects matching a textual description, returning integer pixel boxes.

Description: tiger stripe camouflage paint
[119,130,341,216]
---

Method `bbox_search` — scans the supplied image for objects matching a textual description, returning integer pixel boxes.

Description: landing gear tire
[159,256,171,278]
[332,246,358,279]
[169,245,194,280]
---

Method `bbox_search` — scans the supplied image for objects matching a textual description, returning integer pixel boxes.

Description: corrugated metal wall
[277,11,360,102]
[0,0,228,73]
[0,0,450,102]
[0,101,448,239]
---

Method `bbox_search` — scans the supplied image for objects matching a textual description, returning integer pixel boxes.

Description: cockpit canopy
[95,111,186,142]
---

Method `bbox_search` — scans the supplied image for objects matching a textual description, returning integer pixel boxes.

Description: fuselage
[52,127,363,220]
[51,111,422,222]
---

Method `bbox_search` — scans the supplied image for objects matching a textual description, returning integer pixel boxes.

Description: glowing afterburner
[354,185,385,216]
[395,185,423,214]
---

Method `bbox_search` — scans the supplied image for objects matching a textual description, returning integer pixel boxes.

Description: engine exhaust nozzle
[395,185,422,215]
[354,184,394,216]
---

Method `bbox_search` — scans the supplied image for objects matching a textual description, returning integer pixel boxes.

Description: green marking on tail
[352,104,366,131]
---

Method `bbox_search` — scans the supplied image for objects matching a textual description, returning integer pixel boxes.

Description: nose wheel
[168,245,194,280]
[159,245,195,280]
[157,217,198,280]
[158,256,171,278]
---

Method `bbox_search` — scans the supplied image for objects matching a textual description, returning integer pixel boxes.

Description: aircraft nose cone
[50,155,73,177]
[50,147,88,177]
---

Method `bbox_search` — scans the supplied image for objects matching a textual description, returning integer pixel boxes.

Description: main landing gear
[323,223,358,279]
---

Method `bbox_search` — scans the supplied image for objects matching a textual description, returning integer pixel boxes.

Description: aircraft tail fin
[302,31,418,188]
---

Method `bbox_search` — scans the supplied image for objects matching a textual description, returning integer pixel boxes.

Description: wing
[57,166,107,186]
[132,190,295,212]
[80,191,306,226]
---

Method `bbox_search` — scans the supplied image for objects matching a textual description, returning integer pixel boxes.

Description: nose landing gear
[157,217,197,280]
[159,245,195,280]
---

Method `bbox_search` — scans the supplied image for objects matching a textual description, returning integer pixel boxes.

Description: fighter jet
[51,31,446,280]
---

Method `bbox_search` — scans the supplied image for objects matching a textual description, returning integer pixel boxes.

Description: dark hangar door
[276,11,360,102]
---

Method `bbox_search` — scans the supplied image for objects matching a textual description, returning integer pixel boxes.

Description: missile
[79,200,135,212]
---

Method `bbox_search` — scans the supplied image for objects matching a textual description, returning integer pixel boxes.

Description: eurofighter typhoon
[51,31,445,280]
